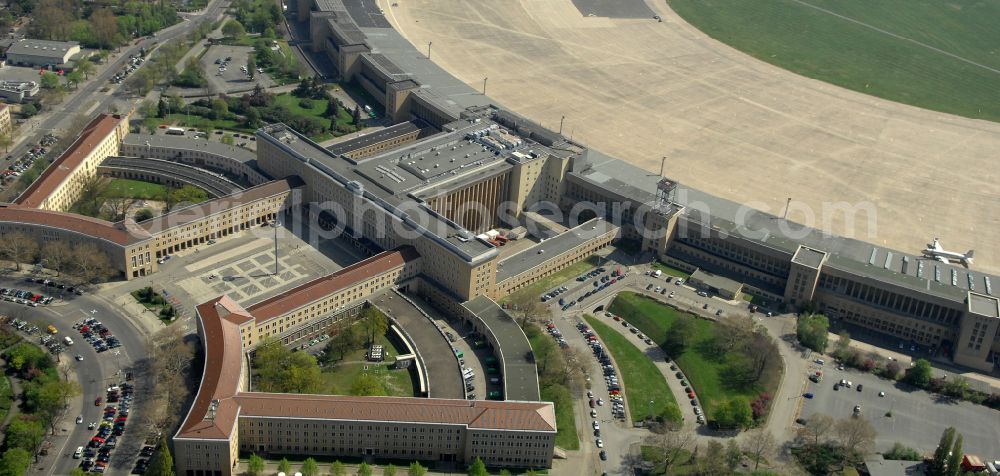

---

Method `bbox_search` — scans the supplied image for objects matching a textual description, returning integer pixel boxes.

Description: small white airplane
[922,238,974,266]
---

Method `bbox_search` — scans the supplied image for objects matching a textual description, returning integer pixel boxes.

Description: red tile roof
[175,295,254,440]
[15,114,125,208]
[0,203,148,246]
[234,393,556,432]
[246,246,420,323]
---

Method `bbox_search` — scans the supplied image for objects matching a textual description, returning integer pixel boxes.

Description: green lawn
[104,179,169,201]
[501,255,601,305]
[583,315,680,423]
[319,332,416,397]
[273,93,359,141]
[608,292,776,420]
[525,327,579,450]
[651,261,691,279]
[668,0,1000,122]
[0,375,13,425]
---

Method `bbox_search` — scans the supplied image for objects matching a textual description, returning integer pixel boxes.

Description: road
[0,276,152,475]
[2,0,230,177]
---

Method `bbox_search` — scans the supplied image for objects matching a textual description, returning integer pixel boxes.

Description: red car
[94,397,102,406]
[589,399,596,408]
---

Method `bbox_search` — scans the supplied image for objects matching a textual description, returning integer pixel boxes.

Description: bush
[884,442,921,461]
[134,208,154,222]
[299,99,314,109]
[20,103,38,117]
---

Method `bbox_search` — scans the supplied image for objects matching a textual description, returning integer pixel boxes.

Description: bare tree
[716,315,757,352]
[742,429,776,471]
[104,196,140,222]
[0,232,40,271]
[70,243,115,284]
[835,417,877,461]
[799,413,835,447]
[645,431,696,474]
[41,241,75,276]
[560,346,588,392]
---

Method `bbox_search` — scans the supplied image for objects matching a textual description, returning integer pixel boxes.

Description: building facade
[0,103,12,141]
[15,113,130,211]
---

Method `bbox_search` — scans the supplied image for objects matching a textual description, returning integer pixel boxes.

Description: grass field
[104,179,170,201]
[525,326,579,450]
[583,316,680,423]
[319,332,416,397]
[668,0,1000,122]
[651,262,690,279]
[500,255,601,305]
[608,292,778,420]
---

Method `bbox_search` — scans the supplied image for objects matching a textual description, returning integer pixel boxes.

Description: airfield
[379,0,1000,274]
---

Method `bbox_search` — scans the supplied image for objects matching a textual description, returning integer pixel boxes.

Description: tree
[222,19,246,38]
[664,318,695,355]
[327,97,340,118]
[384,464,397,476]
[800,414,834,447]
[41,241,74,276]
[169,184,209,208]
[300,457,319,476]
[5,416,45,452]
[714,397,752,430]
[835,417,876,462]
[244,107,262,128]
[40,71,60,89]
[247,54,257,80]
[904,359,933,388]
[253,337,323,393]
[0,132,12,153]
[929,427,955,476]
[328,323,361,360]
[211,98,229,120]
[468,457,487,476]
[943,376,970,399]
[70,243,115,284]
[363,307,389,346]
[724,439,743,472]
[743,429,776,471]
[77,58,95,79]
[104,197,140,222]
[700,440,728,476]
[66,70,83,89]
[356,462,371,476]
[90,8,119,48]
[646,430,695,474]
[135,208,155,222]
[20,103,38,117]
[278,458,291,474]
[247,454,265,476]
[834,330,851,355]
[0,232,40,271]
[331,460,346,476]
[499,471,511,476]
[0,448,32,476]
[945,434,963,476]
[146,438,175,476]
[884,443,922,461]
[796,313,829,353]
[352,105,362,124]
[408,462,427,476]
[158,98,169,118]
[884,360,902,380]
[350,373,387,396]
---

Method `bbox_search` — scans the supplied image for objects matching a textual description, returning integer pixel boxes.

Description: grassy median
[524,324,579,450]
[583,315,681,424]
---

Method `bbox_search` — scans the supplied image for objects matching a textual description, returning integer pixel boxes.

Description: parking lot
[199,44,275,94]
[801,364,1000,457]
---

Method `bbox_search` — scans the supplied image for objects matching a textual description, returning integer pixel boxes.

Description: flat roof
[100,157,243,198]
[15,114,125,208]
[0,203,148,246]
[793,245,827,269]
[864,456,927,476]
[6,39,79,58]
[690,269,742,294]
[235,393,555,432]
[497,218,616,283]
[571,150,1000,301]
[463,296,540,402]
[122,133,258,164]
[257,124,499,263]
[138,177,302,235]
[246,246,420,323]
[326,121,421,156]
[968,293,1000,318]
[176,295,253,440]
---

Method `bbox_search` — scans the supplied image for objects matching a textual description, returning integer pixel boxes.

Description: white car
[590,409,597,418]
[592,421,600,430]
[76,415,83,424]
[878,391,886,397]
[596,439,604,448]
[597,399,604,406]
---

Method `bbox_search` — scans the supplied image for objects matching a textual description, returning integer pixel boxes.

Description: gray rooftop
[463,296,540,402]
[863,456,926,476]
[689,269,742,294]
[123,134,258,164]
[793,245,828,269]
[257,123,500,264]
[326,121,421,156]
[571,150,1000,302]
[969,293,1000,318]
[6,39,79,58]
[497,218,617,283]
